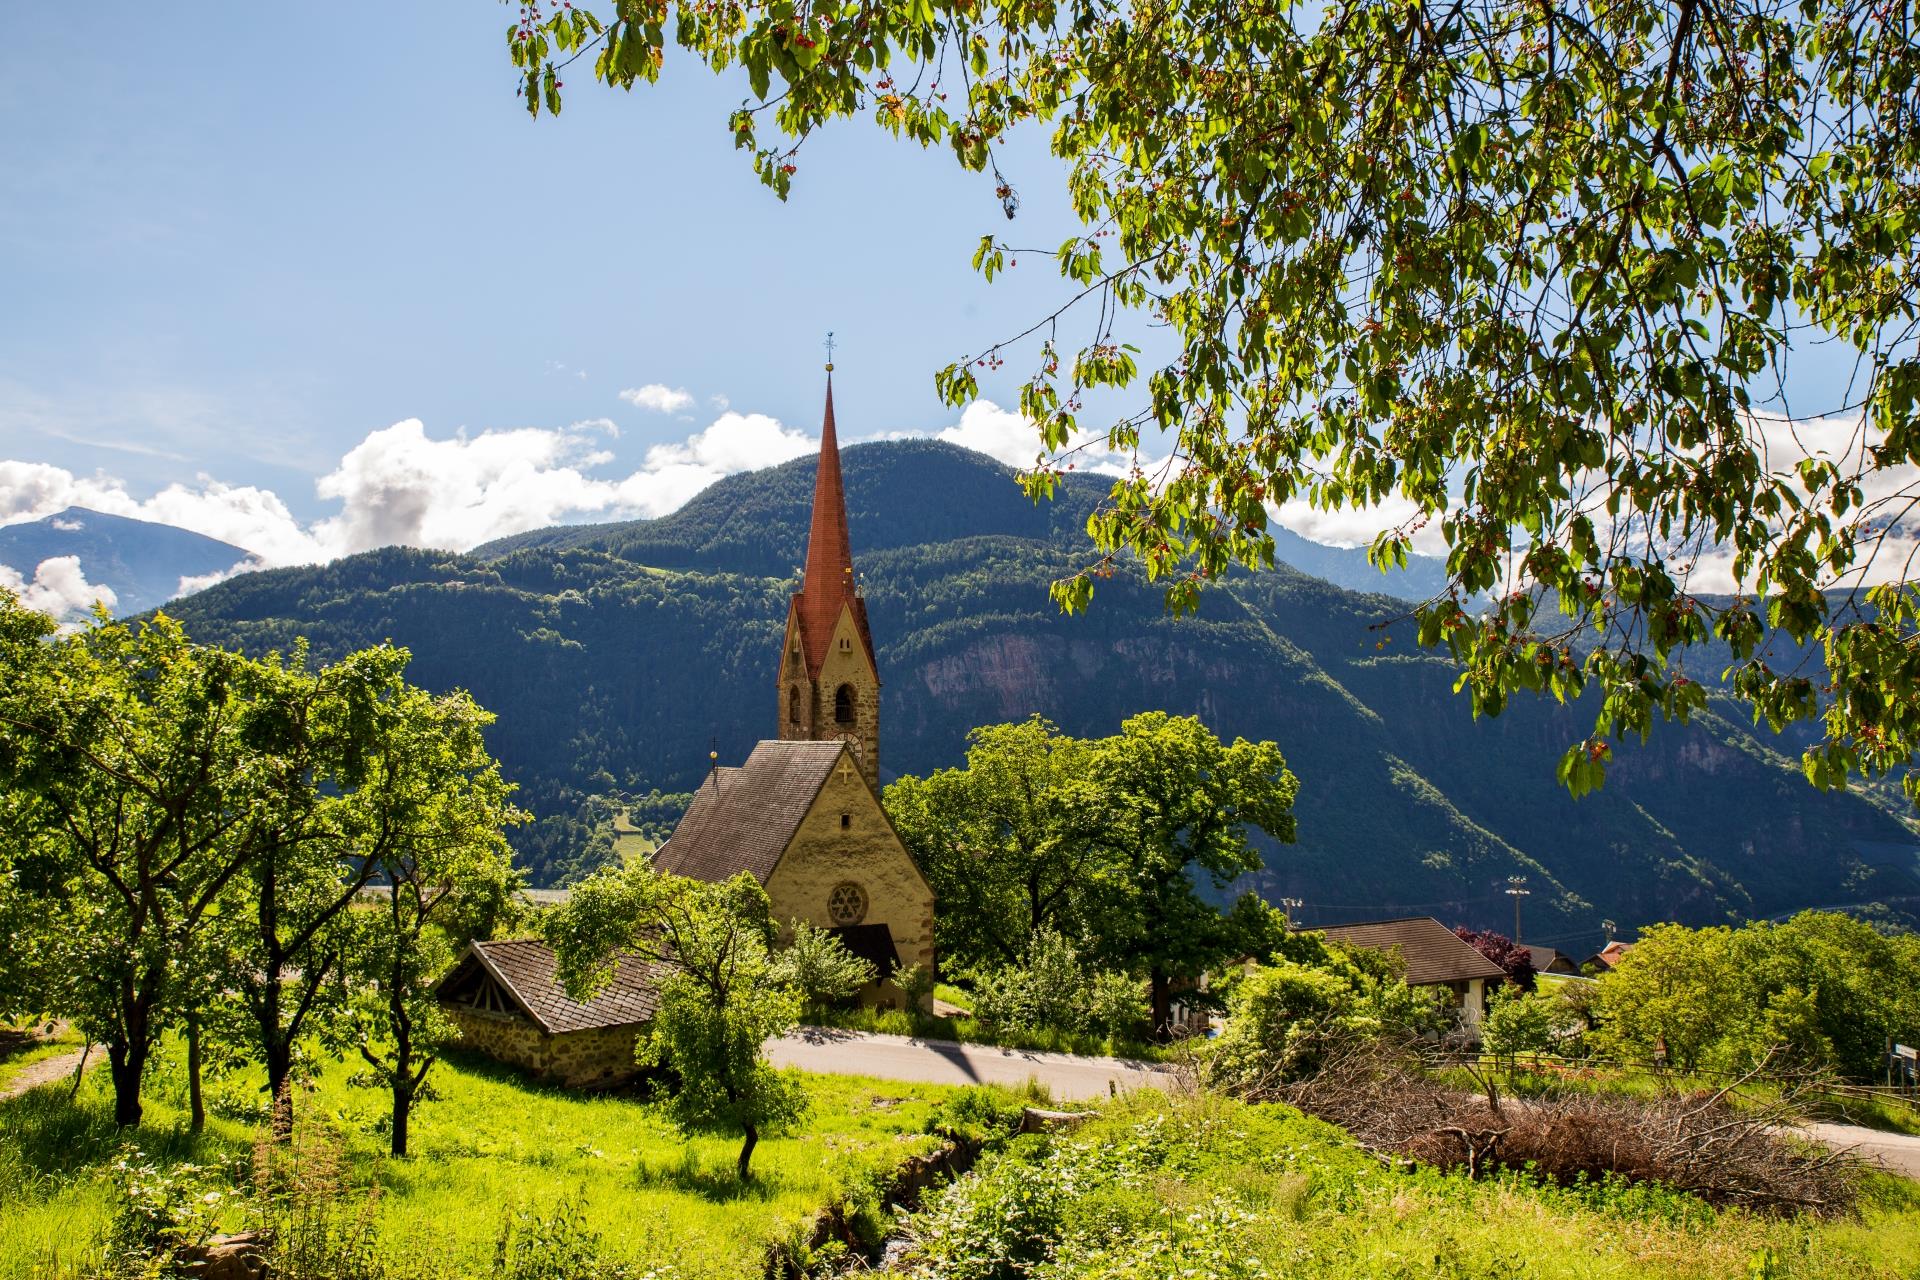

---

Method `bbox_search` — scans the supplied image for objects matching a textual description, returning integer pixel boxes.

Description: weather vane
[824,330,836,372]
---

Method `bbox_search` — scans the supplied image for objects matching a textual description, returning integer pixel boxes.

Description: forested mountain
[165,441,1920,955]
[0,507,252,614]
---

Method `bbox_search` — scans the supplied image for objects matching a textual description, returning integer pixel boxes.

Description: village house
[1521,944,1582,976]
[436,939,666,1087]
[438,371,936,1080]
[1314,916,1510,1029]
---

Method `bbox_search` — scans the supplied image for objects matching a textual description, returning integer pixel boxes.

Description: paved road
[767,1028,1184,1101]
[1803,1121,1920,1179]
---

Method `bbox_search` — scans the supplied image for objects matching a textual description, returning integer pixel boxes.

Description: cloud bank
[0,407,824,576]
[0,555,117,623]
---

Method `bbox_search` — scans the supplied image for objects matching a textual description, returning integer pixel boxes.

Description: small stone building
[436,939,666,1087]
[1314,916,1509,1029]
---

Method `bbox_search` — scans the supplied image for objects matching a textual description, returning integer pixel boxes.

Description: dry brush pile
[1237,1037,1860,1216]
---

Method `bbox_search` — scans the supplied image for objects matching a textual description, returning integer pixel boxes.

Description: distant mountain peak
[0,507,254,618]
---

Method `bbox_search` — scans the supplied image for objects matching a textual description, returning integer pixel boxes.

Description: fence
[1417,1047,1920,1117]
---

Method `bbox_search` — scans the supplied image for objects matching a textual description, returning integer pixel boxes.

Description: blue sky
[1,0,1094,562]
[0,1,1887,590]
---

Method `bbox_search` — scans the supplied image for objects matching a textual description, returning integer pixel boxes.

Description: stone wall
[765,759,935,1011]
[446,1007,642,1087]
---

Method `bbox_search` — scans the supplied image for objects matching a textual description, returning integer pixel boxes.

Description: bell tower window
[788,686,802,725]
[834,684,855,725]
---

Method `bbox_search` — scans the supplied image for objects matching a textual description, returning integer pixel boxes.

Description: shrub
[493,1197,677,1280]
[777,920,878,1017]
[100,1150,225,1278]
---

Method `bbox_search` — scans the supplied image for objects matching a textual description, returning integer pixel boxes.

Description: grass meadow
[907,1088,1920,1280]
[0,1040,957,1280]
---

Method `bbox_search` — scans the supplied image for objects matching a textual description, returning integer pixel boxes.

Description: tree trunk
[186,1014,205,1132]
[390,1076,411,1158]
[106,1036,148,1128]
[264,1038,294,1139]
[737,1123,759,1182]
[1149,967,1172,1040]
[389,1026,413,1158]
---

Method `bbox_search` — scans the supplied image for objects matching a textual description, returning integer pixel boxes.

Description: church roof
[652,739,850,884]
[436,938,664,1034]
[791,375,877,679]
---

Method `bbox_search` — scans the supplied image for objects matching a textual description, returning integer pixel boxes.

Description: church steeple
[778,366,881,785]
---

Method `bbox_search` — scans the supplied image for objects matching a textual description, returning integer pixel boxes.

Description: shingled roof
[652,739,849,884]
[437,939,665,1034]
[1315,917,1509,986]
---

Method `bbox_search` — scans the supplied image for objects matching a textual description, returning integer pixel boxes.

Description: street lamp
[1505,876,1530,943]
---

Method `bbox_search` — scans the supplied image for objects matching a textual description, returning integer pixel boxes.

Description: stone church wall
[447,1007,641,1087]
[765,761,935,1011]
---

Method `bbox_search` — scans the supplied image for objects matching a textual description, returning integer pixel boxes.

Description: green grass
[904,1088,1920,1279]
[0,1022,86,1096]
[0,1040,964,1280]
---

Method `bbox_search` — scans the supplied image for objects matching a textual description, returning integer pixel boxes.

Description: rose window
[827,881,867,926]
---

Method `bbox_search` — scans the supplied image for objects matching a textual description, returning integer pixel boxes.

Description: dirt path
[0,1031,96,1101]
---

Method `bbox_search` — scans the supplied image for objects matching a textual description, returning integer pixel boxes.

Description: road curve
[766,1027,1184,1101]
[1801,1122,1920,1180]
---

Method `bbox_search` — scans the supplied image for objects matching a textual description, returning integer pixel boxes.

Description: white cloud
[1,408,820,575]
[176,558,268,599]
[620,384,697,414]
[0,555,117,623]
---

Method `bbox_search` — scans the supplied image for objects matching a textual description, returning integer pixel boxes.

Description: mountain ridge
[158,441,1920,954]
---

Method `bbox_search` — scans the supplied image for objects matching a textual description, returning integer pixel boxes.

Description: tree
[1592,923,1745,1071]
[0,599,268,1127]
[342,682,522,1157]
[510,0,1920,801]
[1208,936,1440,1090]
[548,867,808,1180]
[1083,713,1298,1035]
[1453,926,1537,992]
[884,718,1107,972]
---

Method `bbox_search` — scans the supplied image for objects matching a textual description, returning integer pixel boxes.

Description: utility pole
[1280,897,1304,928]
[1505,876,1530,943]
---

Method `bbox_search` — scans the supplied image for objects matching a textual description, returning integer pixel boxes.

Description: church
[437,372,936,1084]
[651,369,934,1004]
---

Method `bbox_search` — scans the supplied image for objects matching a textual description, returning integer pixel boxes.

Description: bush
[1207,945,1445,1091]
[493,1197,677,1280]
[927,1086,1028,1143]
[967,931,1150,1042]
[777,920,878,1017]
[100,1151,225,1278]
[1481,985,1586,1061]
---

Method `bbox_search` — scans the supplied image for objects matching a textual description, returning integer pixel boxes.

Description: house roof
[791,375,877,680]
[1585,940,1634,969]
[1521,944,1578,973]
[1314,917,1509,986]
[829,923,901,981]
[652,739,849,884]
[438,938,664,1035]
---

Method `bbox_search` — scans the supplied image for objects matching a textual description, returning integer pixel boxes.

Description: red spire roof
[792,373,875,678]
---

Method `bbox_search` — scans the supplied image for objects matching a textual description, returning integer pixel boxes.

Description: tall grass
[0,1040,957,1280]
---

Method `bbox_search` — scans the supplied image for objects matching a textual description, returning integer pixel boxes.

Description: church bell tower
[777,367,881,787]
